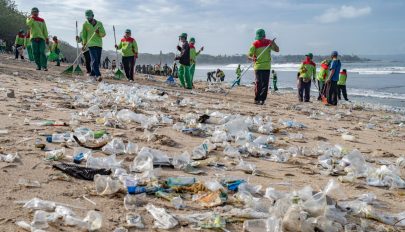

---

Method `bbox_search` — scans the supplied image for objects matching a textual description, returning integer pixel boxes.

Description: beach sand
[0,54,404,231]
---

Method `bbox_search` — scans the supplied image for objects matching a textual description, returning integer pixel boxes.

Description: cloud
[316,5,371,23]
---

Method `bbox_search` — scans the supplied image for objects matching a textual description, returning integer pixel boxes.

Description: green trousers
[273,79,278,91]
[32,39,47,69]
[190,63,196,83]
[27,45,34,61]
[178,64,192,89]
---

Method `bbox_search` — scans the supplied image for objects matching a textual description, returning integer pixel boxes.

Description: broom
[113,25,124,80]
[62,24,98,75]
[73,21,83,75]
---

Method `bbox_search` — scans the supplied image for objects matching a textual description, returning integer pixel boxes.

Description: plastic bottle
[46,133,71,143]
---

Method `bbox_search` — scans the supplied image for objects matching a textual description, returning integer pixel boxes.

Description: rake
[113,25,124,80]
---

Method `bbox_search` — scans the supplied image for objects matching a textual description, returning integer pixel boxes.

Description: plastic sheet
[102,138,126,155]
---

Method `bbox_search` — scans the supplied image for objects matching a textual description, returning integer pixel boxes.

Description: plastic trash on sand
[94,174,121,195]
[366,165,405,188]
[102,138,126,155]
[171,196,185,209]
[83,210,102,231]
[198,214,226,230]
[167,176,196,187]
[171,152,191,169]
[18,178,41,188]
[243,217,281,232]
[204,180,224,192]
[279,119,306,129]
[124,194,147,210]
[130,153,153,173]
[223,145,241,157]
[53,162,112,181]
[126,213,145,228]
[125,142,139,155]
[253,135,276,145]
[341,133,356,141]
[138,147,170,164]
[145,203,178,229]
[44,148,65,161]
[31,210,58,230]
[302,179,338,217]
[196,190,228,208]
[86,154,122,170]
[340,150,369,177]
[0,153,20,163]
[236,159,256,172]
[23,198,56,211]
[210,130,229,143]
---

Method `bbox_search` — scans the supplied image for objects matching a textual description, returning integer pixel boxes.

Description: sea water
[195,60,405,110]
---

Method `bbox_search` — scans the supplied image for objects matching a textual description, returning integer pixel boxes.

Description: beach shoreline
[0,54,405,231]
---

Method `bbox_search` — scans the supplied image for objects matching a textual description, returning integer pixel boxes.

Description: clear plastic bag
[83,210,103,231]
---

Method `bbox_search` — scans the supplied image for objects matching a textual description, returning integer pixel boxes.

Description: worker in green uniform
[82,9,106,81]
[297,53,316,102]
[316,59,330,101]
[50,36,61,66]
[175,33,192,89]
[235,64,242,86]
[248,28,279,105]
[115,29,138,81]
[337,69,349,101]
[189,37,204,84]
[271,70,278,91]
[26,7,49,71]
[14,29,25,60]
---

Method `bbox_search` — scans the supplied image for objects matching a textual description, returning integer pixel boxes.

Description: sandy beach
[0,54,405,231]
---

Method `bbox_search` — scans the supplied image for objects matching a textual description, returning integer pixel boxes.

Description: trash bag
[53,162,111,181]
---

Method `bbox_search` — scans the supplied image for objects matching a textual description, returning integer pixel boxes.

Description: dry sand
[0,54,404,231]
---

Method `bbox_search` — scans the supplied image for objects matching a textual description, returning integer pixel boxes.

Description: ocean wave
[345,88,405,100]
[199,64,405,75]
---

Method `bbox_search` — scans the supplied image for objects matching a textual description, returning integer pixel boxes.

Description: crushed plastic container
[145,203,178,229]
[102,138,126,155]
[94,174,121,195]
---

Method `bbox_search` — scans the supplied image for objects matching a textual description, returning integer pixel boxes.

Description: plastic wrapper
[167,177,196,187]
[204,180,224,192]
[44,148,65,161]
[145,203,178,229]
[83,210,103,231]
[171,152,191,169]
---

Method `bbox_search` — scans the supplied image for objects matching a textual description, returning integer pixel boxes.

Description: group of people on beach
[297,51,349,106]
[15,7,348,106]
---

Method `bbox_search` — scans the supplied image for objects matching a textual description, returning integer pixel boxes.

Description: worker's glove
[177,45,181,51]
[135,53,138,59]
[75,36,80,42]
[114,44,118,49]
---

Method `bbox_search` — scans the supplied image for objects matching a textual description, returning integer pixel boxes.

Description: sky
[14,0,405,56]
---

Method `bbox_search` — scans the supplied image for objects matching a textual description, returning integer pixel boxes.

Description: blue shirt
[329,59,341,81]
